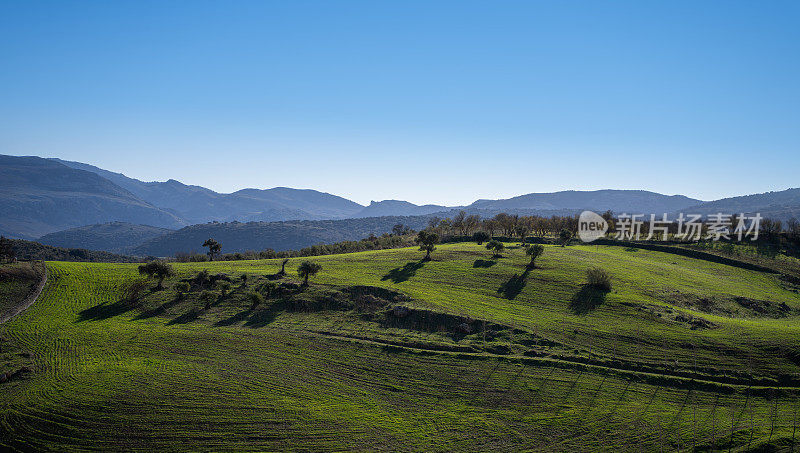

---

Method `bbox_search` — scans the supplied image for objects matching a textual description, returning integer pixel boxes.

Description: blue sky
[1,1,798,206]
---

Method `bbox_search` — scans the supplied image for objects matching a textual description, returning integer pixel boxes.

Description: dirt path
[0,261,47,324]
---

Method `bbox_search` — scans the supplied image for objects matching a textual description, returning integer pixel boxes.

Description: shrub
[247,292,264,309]
[199,290,216,309]
[174,282,190,298]
[218,281,231,296]
[586,267,612,291]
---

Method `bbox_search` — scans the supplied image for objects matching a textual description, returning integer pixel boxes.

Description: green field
[2,243,800,451]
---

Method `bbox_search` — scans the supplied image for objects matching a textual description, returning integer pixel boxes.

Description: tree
[416,231,439,260]
[472,231,490,245]
[279,258,289,275]
[297,261,322,285]
[392,224,410,236]
[559,229,573,247]
[247,292,264,310]
[526,244,544,268]
[0,236,15,263]
[486,240,504,257]
[138,260,174,289]
[202,238,221,261]
[240,274,248,285]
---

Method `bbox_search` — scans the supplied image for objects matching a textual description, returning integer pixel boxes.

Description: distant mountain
[354,200,452,218]
[52,158,364,223]
[38,222,173,254]
[468,190,703,214]
[131,216,432,256]
[682,188,800,221]
[0,155,185,239]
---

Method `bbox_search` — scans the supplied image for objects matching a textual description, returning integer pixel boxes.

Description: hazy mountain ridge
[52,158,364,223]
[0,155,185,239]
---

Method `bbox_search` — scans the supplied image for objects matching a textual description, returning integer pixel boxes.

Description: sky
[1,1,798,206]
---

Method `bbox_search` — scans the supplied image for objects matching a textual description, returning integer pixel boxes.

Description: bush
[586,267,612,291]
[472,231,490,245]
[174,282,190,297]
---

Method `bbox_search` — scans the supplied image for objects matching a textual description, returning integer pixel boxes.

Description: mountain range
[1,154,798,254]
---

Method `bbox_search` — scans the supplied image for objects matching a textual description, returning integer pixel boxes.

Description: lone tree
[473,231,490,245]
[279,258,290,275]
[174,282,190,299]
[202,238,221,261]
[0,236,15,263]
[297,261,322,285]
[559,229,573,247]
[486,240,504,257]
[138,260,175,289]
[526,244,544,268]
[416,231,439,261]
[199,290,216,310]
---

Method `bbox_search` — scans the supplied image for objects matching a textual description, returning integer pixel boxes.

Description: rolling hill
[38,222,172,254]
[129,216,432,256]
[680,188,800,221]
[468,189,703,214]
[2,242,800,450]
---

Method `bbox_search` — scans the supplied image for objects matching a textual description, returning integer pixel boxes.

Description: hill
[682,187,800,221]
[2,243,800,450]
[0,155,185,239]
[354,200,452,217]
[38,222,172,254]
[6,237,139,262]
[469,189,703,214]
[52,158,364,223]
[130,216,432,256]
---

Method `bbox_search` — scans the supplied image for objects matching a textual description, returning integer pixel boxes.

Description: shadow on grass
[569,285,609,314]
[214,308,252,327]
[136,297,182,320]
[473,259,497,268]
[497,268,530,299]
[244,308,280,328]
[167,308,202,325]
[381,260,426,283]
[77,300,133,321]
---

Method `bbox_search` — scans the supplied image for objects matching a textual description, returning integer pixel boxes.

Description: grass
[2,243,800,451]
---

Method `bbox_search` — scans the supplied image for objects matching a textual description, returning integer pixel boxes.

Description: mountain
[51,158,364,223]
[468,190,703,214]
[683,188,800,221]
[0,155,185,239]
[354,200,452,218]
[38,222,173,254]
[131,216,432,256]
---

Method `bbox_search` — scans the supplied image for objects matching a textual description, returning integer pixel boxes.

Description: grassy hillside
[2,243,800,451]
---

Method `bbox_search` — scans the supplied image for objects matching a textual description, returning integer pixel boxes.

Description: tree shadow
[77,300,133,321]
[136,297,182,320]
[381,260,426,283]
[569,285,609,314]
[473,259,497,268]
[244,308,280,328]
[497,268,530,299]
[167,308,202,325]
[214,308,252,327]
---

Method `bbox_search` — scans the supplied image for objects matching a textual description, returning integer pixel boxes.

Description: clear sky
[1,1,798,206]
